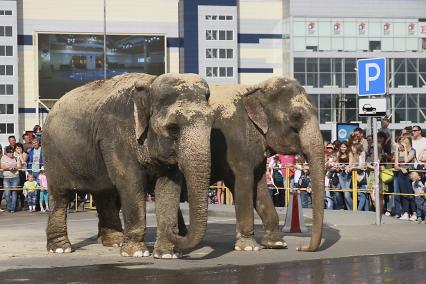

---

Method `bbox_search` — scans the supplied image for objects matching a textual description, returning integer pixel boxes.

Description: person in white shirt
[411,125,426,161]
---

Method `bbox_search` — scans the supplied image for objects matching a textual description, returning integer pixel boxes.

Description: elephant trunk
[168,121,211,250]
[297,114,324,252]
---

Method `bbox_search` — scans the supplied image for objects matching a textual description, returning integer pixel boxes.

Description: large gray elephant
[43,73,212,258]
[168,76,324,252]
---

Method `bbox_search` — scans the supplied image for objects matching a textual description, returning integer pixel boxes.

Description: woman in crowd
[1,146,22,213]
[14,143,27,210]
[352,143,369,211]
[394,136,417,220]
[0,145,3,212]
[324,143,337,209]
[336,141,353,210]
[269,155,285,207]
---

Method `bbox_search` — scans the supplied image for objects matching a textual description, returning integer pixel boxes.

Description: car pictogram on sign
[362,104,377,113]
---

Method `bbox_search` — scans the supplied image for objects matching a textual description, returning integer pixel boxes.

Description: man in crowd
[27,137,43,181]
[412,125,426,161]
[4,136,17,153]
[354,127,368,153]
[22,133,33,153]
[379,116,391,140]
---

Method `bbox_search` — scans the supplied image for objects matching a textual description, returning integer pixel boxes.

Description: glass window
[307,73,318,87]
[319,94,332,108]
[205,15,211,20]
[420,59,426,72]
[5,26,12,37]
[308,94,318,109]
[332,58,342,72]
[6,65,12,75]
[345,73,356,87]
[0,65,5,75]
[219,30,226,40]
[219,49,226,58]
[320,58,331,72]
[0,123,5,133]
[407,94,418,108]
[227,67,233,77]
[0,46,4,56]
[226,49,233,58]
[394,109,406,123]
[407,73,418,87]
[6,104,13,114]
[294,73,306,85]
[307,58,318,72]
[0,104,5,114]
[226,16,233,20]
[320,109,333,123]
[344,58,356,72]
[394,59,406,73]
[0,11,4,15]
[407,58,417,72]
[407,109,418,123]
[345,109,357,122]
[346,94,357,109]
[219,16,225,20]
[294,58,305,72]
[7,123,14,133]
[5,10,12,16]
[5,46,12,56]
[219,67,226,77]
[333,73,342,87]
[0,26,4,36]
[394,74,405,87]
[319,73,331,87]
[226,31,233,40]
[0,85,4,95]
[6,84,12,94]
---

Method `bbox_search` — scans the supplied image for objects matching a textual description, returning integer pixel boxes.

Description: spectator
[38,167,49,212]
[336,141,353,210]
[27,137,43,181]
[0,146,22,213]
[298,164,312,208]
[353,127,369,154]
[4,135,17,153]
[269,155,285,207]
[409,171,425,223]
[394,136,417,221]
[216,181,225,205]
[324,143,337,209]
[377,131,392,161]
[22,133,33,153]
[352,143,369,211]
[14,143,27,211]
[0,145,3,212]
[366,134,374,161]
[33,125,42,143]
[411,125,426,161]
[266,161,278,202]
[379,116,391,141]
[23,174,38,212]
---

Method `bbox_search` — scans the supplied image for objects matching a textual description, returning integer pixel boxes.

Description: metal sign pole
[373,117,381,225]
[103,0,107,80]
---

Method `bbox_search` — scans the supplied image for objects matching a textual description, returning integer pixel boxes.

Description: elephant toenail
[121,252,130,257]
[55,248,64,253]
[143,251,150,257]
[162,254,172,259]
[234,246,242,251]
[133,251,143,257]
[64,248,72,253]
[244,247,253,251]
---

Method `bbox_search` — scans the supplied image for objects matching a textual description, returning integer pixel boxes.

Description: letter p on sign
[357,58,386,96]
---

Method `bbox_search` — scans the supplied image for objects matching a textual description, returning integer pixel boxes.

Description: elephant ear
[131,76,157,144]
[242,87,269,134]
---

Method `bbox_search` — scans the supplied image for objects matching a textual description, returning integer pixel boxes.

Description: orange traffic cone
[282,191,308,233]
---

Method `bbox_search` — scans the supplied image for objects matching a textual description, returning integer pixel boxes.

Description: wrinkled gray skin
[172,77,324,252]
[43,73,212,258]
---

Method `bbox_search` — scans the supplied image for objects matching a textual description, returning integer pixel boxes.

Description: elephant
[168,76,324,252]
[43,72,213,258]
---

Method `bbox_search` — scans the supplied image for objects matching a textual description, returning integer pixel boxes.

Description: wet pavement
[1,252,425,284]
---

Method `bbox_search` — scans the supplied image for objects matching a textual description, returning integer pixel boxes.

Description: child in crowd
[409,171,426,223]
[38,167,49,212]
[23,174,38,212]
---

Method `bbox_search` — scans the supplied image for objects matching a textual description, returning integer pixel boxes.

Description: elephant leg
[233,173,261,251]
[255,174,287,249]
[46,189,72,253]
[153,175,182,259]
[94,190,124,247]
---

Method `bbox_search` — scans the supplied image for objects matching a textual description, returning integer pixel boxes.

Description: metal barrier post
[352,169,358,211]
[285,167,290,206]
[226,187,231,205]
[75,193,78,212]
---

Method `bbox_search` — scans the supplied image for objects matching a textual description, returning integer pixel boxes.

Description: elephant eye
[166,123,180,138]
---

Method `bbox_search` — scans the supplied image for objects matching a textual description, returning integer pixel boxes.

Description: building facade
[0,0,426,145]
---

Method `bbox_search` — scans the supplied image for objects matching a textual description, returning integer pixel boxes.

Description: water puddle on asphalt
[1,252,425,283]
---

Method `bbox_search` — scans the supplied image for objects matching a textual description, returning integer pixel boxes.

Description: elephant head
[243,77,324,252]
[131,73,212,250]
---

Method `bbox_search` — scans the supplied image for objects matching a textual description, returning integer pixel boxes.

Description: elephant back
[208,84,249,118]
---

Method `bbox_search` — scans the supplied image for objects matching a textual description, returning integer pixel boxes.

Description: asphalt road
[0,205,425,283]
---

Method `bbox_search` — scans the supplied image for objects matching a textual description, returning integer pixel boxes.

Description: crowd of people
[0,125,47,213]
[265,117,426,224]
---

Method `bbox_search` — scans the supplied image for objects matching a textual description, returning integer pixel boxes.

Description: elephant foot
[152,248,182,259]
[47,237,72,254]
[97,230,124,247]
[234,237,261,251]
[261,231,288,249]
[120,241,150,257]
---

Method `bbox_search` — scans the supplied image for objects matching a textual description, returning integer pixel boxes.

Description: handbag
[356,171,367,185]
[380,168,394,184]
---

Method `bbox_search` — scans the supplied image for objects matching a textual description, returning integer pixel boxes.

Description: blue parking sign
[357,58,386,96]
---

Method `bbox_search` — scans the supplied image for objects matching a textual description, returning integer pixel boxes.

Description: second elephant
[168,76,324,252]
